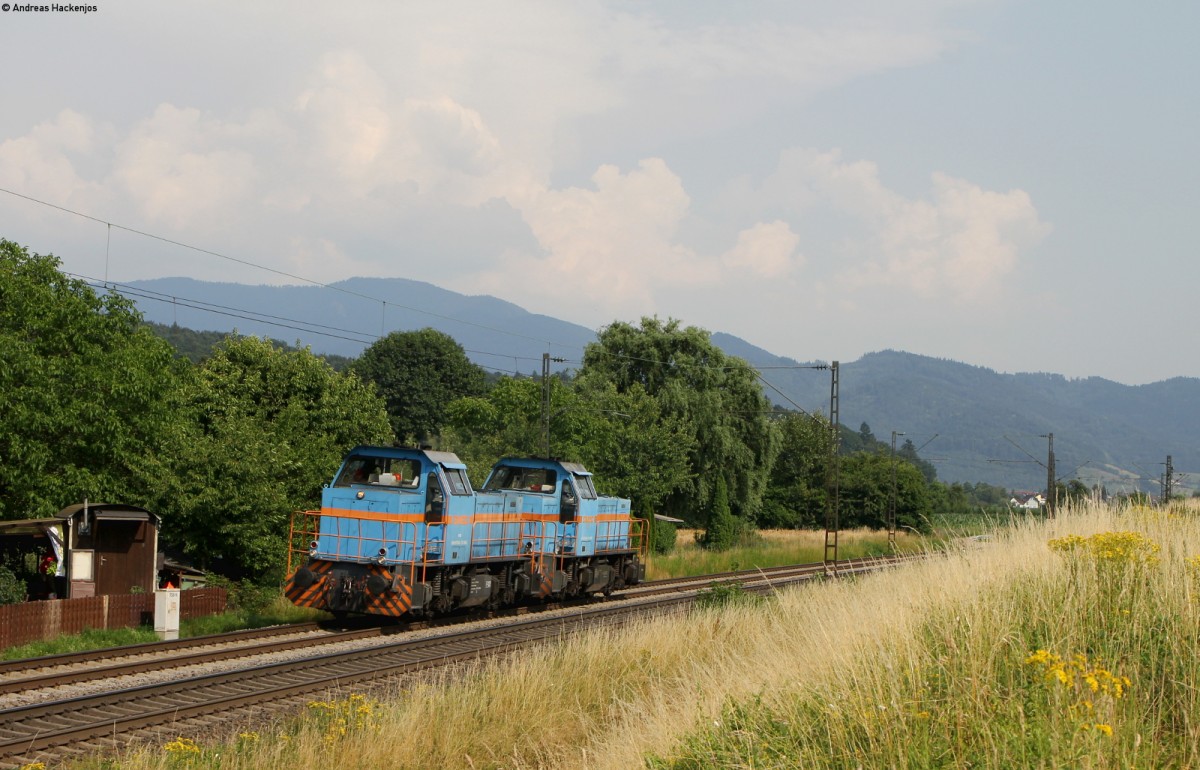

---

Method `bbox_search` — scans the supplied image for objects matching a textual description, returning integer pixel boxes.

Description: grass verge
[70,500,1200,769]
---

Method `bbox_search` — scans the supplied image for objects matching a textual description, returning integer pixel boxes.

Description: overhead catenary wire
[73,273,551,367]
[7,187,840,393]
[0,186,575,348]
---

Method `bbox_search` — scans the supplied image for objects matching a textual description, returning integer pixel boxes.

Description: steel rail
[0,555,918,765]
[0,554,919,701]
[0,554,919,697]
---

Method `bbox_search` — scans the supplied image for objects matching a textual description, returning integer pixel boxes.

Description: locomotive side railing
[631,517,649,559]
[470,513,529,559]
[290,510,427,570]
[518,519,560,577]
[287,510,321,575]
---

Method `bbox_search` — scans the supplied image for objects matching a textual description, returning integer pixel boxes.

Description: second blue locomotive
[284,446,647,618]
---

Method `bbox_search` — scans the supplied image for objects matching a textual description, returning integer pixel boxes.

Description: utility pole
[541,353,551,457]
[889,431,905,553]
[541,353,565,457]
[1045,433,1056,519]
[824,361,840,576]
[1162,455,1174,505]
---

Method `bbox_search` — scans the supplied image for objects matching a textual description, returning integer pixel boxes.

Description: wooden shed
[0,503,160,600]
[55,503,161,598]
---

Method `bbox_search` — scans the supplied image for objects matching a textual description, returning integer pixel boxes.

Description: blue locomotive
[284,446,647,617]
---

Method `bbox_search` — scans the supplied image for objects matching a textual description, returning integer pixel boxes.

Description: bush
[204,574,279,614]
[651,519,677,555]
[694,582,764,610]
[0,566,26,605]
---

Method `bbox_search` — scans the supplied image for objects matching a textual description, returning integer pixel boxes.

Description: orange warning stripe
[284,560,333,608]
[320,507,425,523]
[361,566,413,616]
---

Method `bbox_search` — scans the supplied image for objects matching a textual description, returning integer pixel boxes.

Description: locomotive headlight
[356,491,365,500]
[309,540,319,556]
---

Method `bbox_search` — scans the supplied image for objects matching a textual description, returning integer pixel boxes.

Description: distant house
[1009,492,1045,510]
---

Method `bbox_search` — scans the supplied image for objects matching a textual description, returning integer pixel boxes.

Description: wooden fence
[0,588,228,649]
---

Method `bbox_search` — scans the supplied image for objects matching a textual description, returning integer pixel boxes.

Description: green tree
[760,411,831,528]
[579,317,778,526]
[153,336,392,579]
[838,451,932,532]
[443,374,693,516]
[352,328,486,444]
[700,475,736,550]
[0,240,183,519]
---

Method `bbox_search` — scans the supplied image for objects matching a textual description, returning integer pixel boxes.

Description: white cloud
[753,148,1050,301]
[0,110,99,205]
[294,50,392,183]
[0,2,1019,314]
[468,158,721,320]
[722,220,802,278]
[112,104,259,229]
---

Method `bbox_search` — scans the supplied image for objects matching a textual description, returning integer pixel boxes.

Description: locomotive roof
[494,457,593,476]
[345,445,466,468]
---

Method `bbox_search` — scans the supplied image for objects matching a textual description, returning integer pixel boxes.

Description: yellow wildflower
[164,737,202,755]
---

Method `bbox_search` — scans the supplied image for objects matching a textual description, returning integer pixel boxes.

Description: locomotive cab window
[573,473,597,499]
[334,456,422,488]
[442,467,472,496]
[484,466,558,493]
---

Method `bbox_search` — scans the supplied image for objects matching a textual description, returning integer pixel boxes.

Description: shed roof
[0,518,59,536]
[55,503,160,524]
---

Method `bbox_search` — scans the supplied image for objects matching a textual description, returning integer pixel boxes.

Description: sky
[0,1,1195,385]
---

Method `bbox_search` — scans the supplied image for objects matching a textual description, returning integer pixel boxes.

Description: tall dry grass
[82,500,1200,769]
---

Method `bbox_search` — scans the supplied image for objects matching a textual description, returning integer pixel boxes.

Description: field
[646,527,916,580]
[79,499,1200,769]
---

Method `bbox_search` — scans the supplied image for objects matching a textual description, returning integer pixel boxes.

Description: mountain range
[125,277,1199,495]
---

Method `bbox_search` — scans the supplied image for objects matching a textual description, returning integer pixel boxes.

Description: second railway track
[0,553,918,768]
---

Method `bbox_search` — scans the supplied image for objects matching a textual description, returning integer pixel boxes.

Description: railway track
[0,553,916,768]
[0,555,907,699]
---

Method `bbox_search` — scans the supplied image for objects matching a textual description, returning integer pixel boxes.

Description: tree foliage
[700,475,737,550]
[145,322,354,370]
[760,412,831,529]
[443,375,694,515]
[0,240,182,518]
[152,336,392,579]
[579,317,778,525]
[837,451,932,532]
[352,328,485,444]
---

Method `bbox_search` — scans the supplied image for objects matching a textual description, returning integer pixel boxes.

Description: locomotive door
[94,519,152,595]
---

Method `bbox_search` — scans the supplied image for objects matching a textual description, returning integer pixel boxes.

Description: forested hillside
[128,278,1200,494]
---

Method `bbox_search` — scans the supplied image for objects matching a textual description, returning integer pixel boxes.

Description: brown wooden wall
[0,588,228,649]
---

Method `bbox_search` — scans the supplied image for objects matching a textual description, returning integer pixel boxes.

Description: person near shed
[38,549,57,599]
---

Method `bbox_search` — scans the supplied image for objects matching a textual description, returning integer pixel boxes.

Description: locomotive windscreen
[334,455,422,487]
[483,465,558,493]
